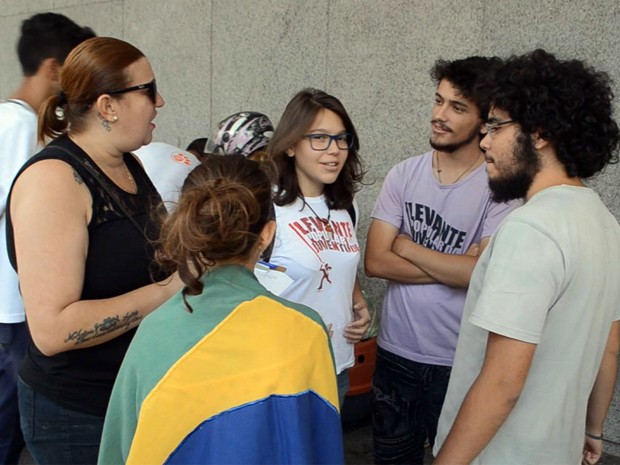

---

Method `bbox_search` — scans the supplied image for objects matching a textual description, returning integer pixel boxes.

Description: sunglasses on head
[108,79,157,103]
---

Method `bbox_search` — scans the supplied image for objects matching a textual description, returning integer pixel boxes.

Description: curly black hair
[431,56,503,118]
[487,49,619,178]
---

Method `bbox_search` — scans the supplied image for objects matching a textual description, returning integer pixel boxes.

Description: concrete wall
[1,0,619,453]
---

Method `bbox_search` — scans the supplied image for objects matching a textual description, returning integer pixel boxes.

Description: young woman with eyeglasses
[267,88,370,407]
[5,37,181,465]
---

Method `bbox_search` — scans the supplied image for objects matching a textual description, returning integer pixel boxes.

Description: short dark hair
[267,88,364,209]
[17,12,95,76]
[186,137,209,160]
[431,56,503,118]
[488,49,619,178]
[186,137,208,153]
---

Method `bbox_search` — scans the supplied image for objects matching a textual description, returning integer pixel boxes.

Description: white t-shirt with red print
[270,195,360,374]
[134,142,199,211]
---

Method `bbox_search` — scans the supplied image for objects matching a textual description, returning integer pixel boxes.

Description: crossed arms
[364,218,488,288]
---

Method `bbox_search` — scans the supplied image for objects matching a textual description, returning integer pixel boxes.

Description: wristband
[585,432,603,440]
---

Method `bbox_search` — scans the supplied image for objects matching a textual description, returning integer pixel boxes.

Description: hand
[465,242,480,257]
[582,435,603,465]
[392,234,413,257]
[344,299,371,344]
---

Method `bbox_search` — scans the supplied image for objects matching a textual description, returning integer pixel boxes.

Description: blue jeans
[0,323,28,465]
[18,378,104,465]
[371,347,451,465]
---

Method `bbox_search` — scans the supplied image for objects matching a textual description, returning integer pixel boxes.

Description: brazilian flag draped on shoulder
[98,265,343,465]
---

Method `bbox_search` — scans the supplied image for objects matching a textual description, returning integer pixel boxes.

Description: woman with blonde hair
[99,154,343,465]
[6,37,180,464]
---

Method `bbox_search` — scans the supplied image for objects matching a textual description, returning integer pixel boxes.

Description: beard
[430,123,481,153]
[488,132,541,203]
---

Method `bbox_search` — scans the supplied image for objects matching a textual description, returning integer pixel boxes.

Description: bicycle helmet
[207,111,274,157]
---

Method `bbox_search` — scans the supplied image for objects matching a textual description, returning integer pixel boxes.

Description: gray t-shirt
[435,185,620,464]
[371,151,516,365]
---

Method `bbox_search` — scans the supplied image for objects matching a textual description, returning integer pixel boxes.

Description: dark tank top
[6,135,166,416]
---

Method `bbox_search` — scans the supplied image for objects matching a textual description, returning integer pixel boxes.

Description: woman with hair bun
[6,37,181,464]
[99,154,344,465]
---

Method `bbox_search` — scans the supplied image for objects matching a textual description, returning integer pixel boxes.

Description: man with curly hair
[365,56,517,464]
[434,49,620,465]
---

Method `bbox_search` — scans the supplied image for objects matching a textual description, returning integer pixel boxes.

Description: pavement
[342,414,620,465]
[18,412,620,464]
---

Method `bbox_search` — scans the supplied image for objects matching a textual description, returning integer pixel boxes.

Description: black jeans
[371,347,451,465]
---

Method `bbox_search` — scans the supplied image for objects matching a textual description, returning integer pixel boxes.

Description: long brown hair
[38,36,145,143]
[157,154,274,312]
[267,88,364,209]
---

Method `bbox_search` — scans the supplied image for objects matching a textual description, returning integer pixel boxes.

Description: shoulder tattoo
[72,169,84,185]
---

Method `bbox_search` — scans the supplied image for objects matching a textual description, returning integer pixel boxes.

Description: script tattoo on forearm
[65,311,142,345]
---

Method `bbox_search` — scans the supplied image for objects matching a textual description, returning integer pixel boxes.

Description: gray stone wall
[1,0,618,453]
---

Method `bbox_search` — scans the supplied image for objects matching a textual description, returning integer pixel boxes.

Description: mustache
[431,119,452,132]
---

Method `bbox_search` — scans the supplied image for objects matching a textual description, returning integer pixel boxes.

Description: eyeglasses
[484,119,515,136]
[108,79,157,103]
[304,133,354,151]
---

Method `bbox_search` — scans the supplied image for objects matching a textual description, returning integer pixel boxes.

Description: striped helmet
[207,111,274,157]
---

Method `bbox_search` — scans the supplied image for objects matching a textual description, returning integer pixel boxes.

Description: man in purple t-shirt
[364,57,518,464]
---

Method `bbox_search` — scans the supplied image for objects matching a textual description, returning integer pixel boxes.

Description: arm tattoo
[72,169,84,185]
[65,311,142,345]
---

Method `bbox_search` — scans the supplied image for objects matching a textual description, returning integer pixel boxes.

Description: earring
[112,115,118,122]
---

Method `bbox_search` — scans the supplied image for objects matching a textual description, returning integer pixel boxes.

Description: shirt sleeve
[0,111,37,217]
[470,218,564,344]
[481,198,522,239]
[370,164,404,229]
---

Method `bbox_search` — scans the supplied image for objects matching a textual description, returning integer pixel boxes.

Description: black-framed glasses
[484,119,515,136]
[108,79,157,103]
[303,133,354,151]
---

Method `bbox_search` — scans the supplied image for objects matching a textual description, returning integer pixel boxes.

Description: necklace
[434,151,482,184]
[123,163,136,193]
[299,195,333,239]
